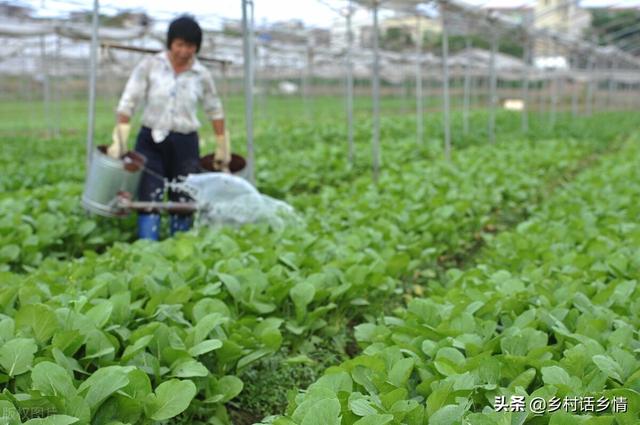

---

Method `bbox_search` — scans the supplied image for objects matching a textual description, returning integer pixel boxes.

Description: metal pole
[304,35,314,117]
[538,77,546,117]
[54,35,62,137]
[372,0,381,182]
[607,59,615,110]
[586,53,595,116]
[415,14,424,146]
[346,1,355,164]
[242,0,255,184]
[86,0,99,175]
[521,30,530,134]
[625,63,633,110]
[22,48,35,135]
[488,27,498,144]
[557,70,565,119]
[571,53,579,118]
[40,35,52,138]
[622,61,629,110]
[442,6,451,160]
[609,58,620,110]
[549,72,556,127]
[596,56,606,112]
[463,36,472,136]
[549,41,558,130]
[258,42,269,122]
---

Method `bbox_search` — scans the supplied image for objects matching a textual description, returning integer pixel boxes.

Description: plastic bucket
[199,153,248,180]
[82,146,147,217]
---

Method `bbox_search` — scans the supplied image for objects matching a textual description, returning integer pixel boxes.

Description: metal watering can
[82,147,248,216]
[82,146,146,217]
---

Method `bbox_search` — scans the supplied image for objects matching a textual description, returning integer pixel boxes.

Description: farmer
[107,15,230,241]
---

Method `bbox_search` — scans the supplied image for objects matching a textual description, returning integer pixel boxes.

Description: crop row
[266,137,640,425]
[3,111,637,195]
[4,110,617,273]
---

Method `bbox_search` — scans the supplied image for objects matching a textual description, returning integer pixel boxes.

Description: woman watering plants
[107,15,230,241]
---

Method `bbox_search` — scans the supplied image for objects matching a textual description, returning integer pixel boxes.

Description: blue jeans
[134,126,200,204]
[134,127,200,239]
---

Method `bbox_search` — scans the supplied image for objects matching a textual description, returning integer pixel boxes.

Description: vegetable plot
[267,139,640,425]
[0,133,625,424]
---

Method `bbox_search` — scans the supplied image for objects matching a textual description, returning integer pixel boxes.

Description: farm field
[0,99,639,425]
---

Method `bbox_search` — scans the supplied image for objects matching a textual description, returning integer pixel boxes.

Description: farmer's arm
[116,59,150,123]
[107,60,149,158]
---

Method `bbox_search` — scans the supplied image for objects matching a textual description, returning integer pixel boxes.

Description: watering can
[82,147,248,216]
[81,146,146,217]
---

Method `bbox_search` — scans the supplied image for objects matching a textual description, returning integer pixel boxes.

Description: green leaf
[313,371,353,393]
[388,358,415,387]
[0,245,20,262]
[237,348,273,371]
[354,324,390,343]
[191,298,230,322]
[509,368,537,391]
[541,366,572,387]
[31,361,77,398]
[83,329,116,360]
[353,414,395,425]
[15,304,58,343]
[349,396,378,416]
[77,220,96,237]
[434,347,465,376]
[85,302,113,329]
[171,359,209,378]
[217,375,244,402]
[426,381,454,417]
[188,339,223,357]
[77,366,132,411]
[0,318,15,343]
[299,398,341,425]
[22,416,79,425]
[500,328,548,357]
[290,283,315,321]
[60,395,91,425]
[51,330,84,356]
[0,400,21,425]
[428,404,466,425]
[146,379,197,421]
[121,368,153,401]
[192,313,227,345]
[0,337,37,376]
[121,334,154,361]
[219,274,242,301]
[592,355,624,383]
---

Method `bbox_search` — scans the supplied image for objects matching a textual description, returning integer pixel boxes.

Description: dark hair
[167,15,202,52]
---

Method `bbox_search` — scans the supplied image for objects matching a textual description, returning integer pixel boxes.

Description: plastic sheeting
[179,173,299,230]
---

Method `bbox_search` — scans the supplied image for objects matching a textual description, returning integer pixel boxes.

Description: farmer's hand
[213,131,231,173]
[107,123,131,159]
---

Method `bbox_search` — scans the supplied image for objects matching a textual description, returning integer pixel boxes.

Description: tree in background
[381,27,415,51]
[587,8,640,50]
[422,31,524,58]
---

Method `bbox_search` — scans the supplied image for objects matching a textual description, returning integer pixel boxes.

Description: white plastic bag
[180,173,297,229]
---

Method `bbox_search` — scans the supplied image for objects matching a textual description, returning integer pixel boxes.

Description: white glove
[213,131,231,173]
[107,123,131,159]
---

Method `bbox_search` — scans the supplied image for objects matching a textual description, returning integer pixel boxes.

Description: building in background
[482,0,591,60]
[0,1,32,19]
[533,0,591,55]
